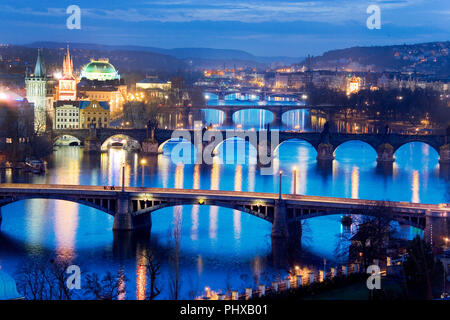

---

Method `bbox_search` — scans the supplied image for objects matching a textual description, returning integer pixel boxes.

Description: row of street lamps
[124,159,300,195]
[124,159,300,194]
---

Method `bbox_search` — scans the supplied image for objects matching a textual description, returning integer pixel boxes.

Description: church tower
[58,46,77,101]
[25,49,48,133]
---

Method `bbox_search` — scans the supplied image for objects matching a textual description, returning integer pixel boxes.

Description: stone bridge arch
[100,134,142,151]
[130,198,274,224]
[391,138,441,154]
[332,139,379,158]
[0,195,116,217]
[272,138,319,156]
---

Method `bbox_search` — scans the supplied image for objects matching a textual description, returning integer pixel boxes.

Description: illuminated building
[137,77,171,91]
[53,101,80,129]
[25,49,47,133]
[78,59,126,115]
[80,59,120,81]
[346,75,362,95]
[136,77,171,99]
[57,46,77,101]
[79,100,110,129]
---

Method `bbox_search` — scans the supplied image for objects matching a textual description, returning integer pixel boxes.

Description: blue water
[0,137,448,299]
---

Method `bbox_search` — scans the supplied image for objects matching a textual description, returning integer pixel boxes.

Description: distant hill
[26,42,301,68]
[303,41,450,76]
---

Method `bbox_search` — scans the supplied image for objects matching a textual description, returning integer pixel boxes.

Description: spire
[33,48,46,78]
[63,45,73,78]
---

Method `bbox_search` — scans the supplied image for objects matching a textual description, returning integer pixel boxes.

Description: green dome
[81,60,120,81]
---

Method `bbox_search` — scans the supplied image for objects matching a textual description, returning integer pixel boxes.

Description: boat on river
[24,159,46,174]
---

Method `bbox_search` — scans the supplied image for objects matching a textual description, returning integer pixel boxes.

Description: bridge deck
[0,184,447,215]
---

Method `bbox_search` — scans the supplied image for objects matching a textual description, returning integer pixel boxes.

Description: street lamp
[292,167,297,195]
[140,158,147,188]
[279,170,283,200]
[121,162,126,192]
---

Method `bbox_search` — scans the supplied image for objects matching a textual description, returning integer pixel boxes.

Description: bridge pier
[316,143,334,162]
[439,144,450,165]
[271,200,289,239]
[84,136,102,153]
[271,111,283,128]
[223,111,233,126]
[141,139,160,155]
[113,194,133,231]
[376,143,395,163]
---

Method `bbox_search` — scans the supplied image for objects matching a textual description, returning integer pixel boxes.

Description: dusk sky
[0,0,448,57]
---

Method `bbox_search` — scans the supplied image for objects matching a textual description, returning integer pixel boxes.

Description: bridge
[202,87,304,102]
[151,104,344,127]
[0,184,448,241]
[53,128,450,164]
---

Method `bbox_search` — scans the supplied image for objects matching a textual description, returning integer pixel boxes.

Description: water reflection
[0,137,447,299]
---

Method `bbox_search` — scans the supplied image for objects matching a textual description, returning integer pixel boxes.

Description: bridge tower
[25,49,48,134]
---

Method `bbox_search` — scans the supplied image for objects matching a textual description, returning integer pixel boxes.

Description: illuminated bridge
[53,128,450,164]
[0,184,448,240]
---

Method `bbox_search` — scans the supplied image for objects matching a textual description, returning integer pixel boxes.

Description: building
[80,59,120,81]
[136,77,172,100]
[53,101,80,129]
[25,49,47,133]
[57,46,77,101]
[78,84,126,115]
[274,73,289,90]
[79,100,110,129]
[136,77,171,91]
[346,75,363,95]
[78,59,126,115]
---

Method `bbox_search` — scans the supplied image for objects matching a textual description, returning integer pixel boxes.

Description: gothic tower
[58,45,77,101]
[25,49,47,133]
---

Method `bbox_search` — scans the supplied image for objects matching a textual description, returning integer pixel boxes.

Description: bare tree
[168,209,182,300]
[15,256,77,300]
[138,250,162,300]
[83,270,127,300]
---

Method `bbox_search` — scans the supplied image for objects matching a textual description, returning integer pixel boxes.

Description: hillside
[26,42,301,68]
[304,41,450,76]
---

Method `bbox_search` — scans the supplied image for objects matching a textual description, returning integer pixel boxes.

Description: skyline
[0,0,448,57]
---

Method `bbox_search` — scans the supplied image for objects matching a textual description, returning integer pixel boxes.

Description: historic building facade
[25,49,48,133]
[79,100,110,129]
[57,46,77,101]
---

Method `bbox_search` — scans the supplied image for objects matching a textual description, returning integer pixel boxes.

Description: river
[0,109,448,299]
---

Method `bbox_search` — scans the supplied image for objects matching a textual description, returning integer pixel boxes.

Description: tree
[168,209,182,300]
[83,270,127,300]
[335,206,397,269]
[138,250,162,300]
[402,235,444,299]
[15,256,78,300]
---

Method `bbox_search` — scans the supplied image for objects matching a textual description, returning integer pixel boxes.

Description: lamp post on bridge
[279,170,283,200]
[293,167,297,195]
[140,158,147,188]
[121,162,125,192]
